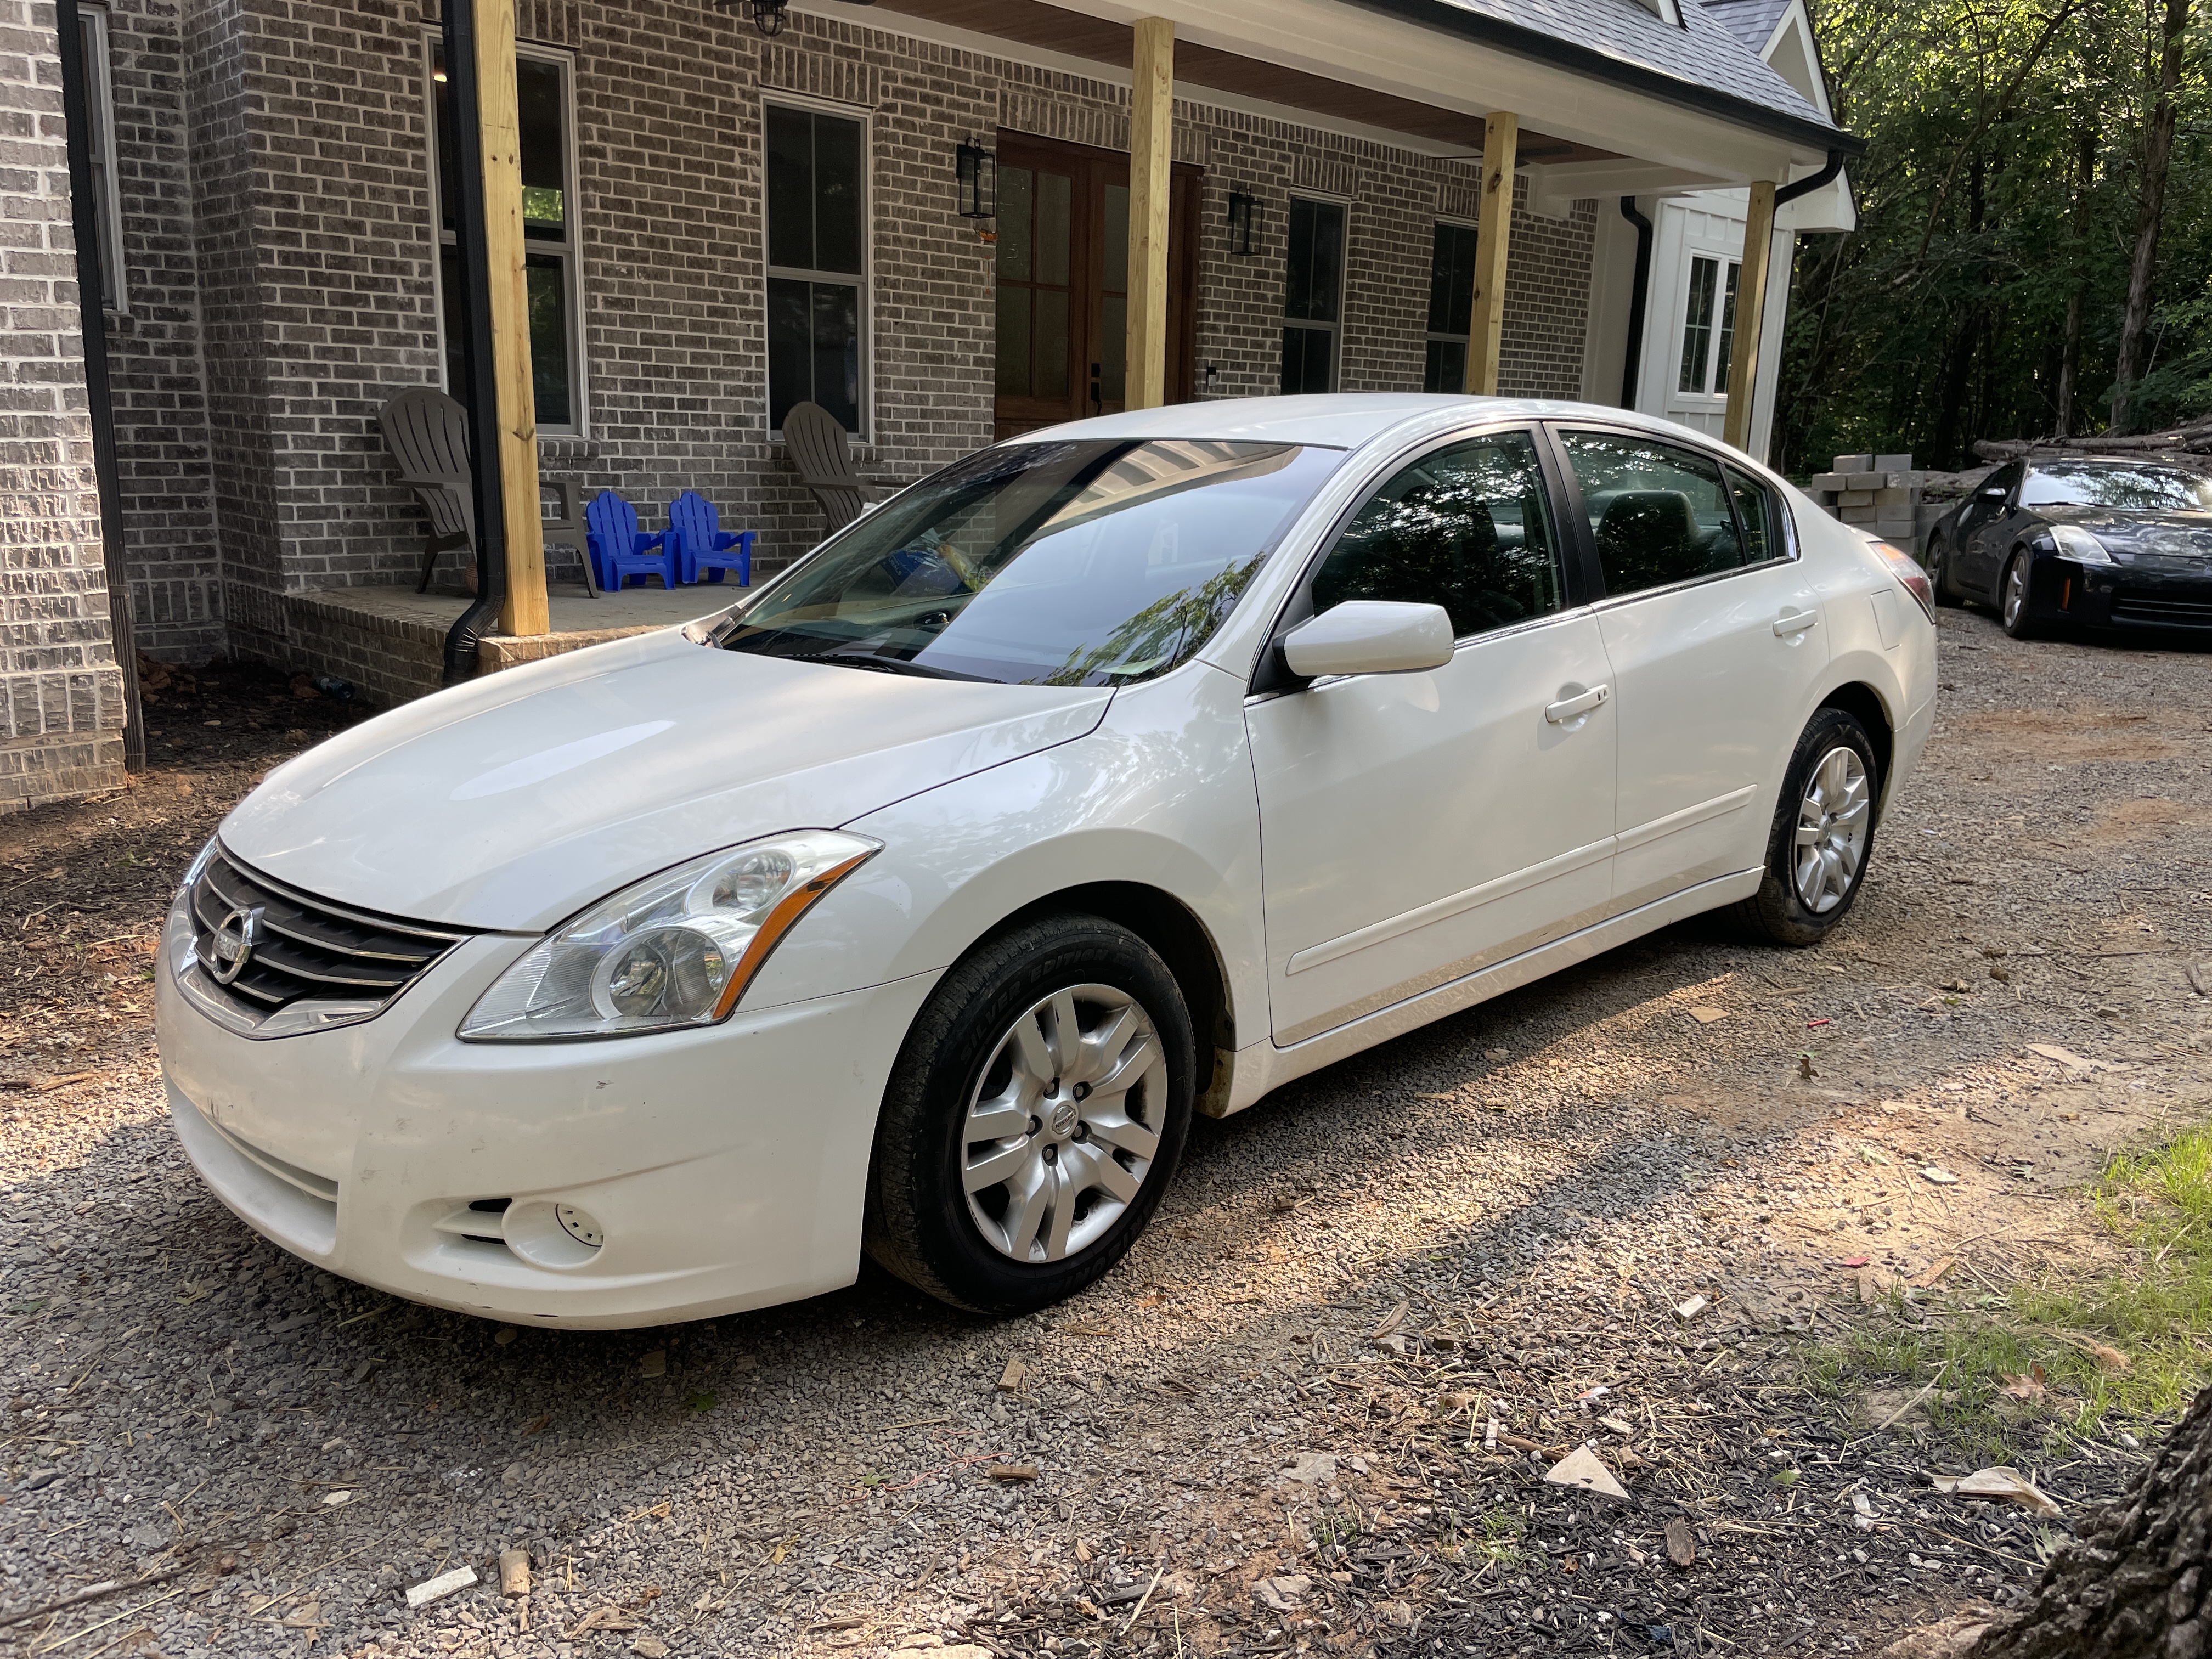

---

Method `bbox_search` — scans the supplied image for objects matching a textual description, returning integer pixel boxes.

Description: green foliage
[1805,1124,2212,1459]
[1779,0,2212,468]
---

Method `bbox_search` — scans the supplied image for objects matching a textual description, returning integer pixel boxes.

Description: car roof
[1015,394,1719,455]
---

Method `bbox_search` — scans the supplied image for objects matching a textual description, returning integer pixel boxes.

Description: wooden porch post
[1126,17,1174,410]
[1721,180,1777,454]
[1464,110,1517,396]
[476,0,548,636]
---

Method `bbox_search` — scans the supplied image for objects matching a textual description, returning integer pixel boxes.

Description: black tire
[864,914,1195,1316]
[1924,535,1966,607]
[1999,549,2043,640]
[1733,707,1883,947]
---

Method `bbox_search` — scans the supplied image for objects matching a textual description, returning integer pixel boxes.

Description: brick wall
[98,1,1604,686]
[0,0,125,812]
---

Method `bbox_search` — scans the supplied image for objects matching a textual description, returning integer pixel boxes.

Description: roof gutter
[1773,148,1847,205]
[1343,0,1866,159]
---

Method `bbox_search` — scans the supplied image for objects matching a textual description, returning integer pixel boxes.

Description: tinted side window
[1560,431,1745,598]
[1723,466,1777,562]
[1311,431,1565,639]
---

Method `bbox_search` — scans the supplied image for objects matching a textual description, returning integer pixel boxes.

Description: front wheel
[2000,550,2042,639]
[864,915,1194,1316]
[1733,707,1881,946]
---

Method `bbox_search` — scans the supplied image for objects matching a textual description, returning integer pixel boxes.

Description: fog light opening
[500,1199,606,1270]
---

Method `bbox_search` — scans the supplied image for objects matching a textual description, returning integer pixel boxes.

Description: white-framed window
[1280,196,1346,395]
[1422,219,1477,393]
[75,3,126,314]
[1677,252,1741,399]
[764,97,868,437]
[423,36,586,437]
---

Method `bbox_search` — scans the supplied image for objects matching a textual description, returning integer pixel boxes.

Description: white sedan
[156,396,1937,1327]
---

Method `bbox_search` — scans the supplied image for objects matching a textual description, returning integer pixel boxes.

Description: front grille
[2113,590,2212,627]
[185,848,471,1030]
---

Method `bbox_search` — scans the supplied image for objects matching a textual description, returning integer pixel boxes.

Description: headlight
[2049,524,2115,565]
[458,830,881,1042]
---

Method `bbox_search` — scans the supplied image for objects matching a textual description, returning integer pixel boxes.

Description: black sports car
[1922,455,2212,637]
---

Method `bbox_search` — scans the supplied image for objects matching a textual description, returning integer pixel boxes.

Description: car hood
[221,630,1112,932]
[2044,505,2212,565]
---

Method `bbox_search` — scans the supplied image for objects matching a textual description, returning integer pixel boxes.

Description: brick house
[4,0,1855,810]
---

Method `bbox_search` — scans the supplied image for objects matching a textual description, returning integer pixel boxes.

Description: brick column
[0,0,125,812]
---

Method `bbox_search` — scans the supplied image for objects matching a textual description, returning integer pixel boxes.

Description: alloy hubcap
[961,984,1165,1264]
[1792,746,1871,914]
[2005,560,2027,625]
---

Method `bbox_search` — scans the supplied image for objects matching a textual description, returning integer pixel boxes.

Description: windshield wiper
[813,651,985,682]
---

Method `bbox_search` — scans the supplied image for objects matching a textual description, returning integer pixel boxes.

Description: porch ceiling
[862,0,1619,164]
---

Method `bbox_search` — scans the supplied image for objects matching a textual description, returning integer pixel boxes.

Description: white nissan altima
[157,396,1937,1327]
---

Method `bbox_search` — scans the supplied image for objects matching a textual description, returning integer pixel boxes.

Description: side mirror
[1279,601,1455,680]
[1977,484,2008,502]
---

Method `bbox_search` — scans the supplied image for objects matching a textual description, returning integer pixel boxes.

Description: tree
[1970,1384,2211,1657]
[2110,0,2194,432]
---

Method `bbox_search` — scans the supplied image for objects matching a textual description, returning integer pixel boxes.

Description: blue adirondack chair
[667,490,755,586]
[584,491,676,591]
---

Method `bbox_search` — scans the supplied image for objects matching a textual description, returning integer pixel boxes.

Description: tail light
[1869,540,1936,624]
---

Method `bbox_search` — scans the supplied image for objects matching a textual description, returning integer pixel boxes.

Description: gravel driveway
[3,610,2207,1658]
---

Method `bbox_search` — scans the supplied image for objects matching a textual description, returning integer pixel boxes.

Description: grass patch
[1806,1124,2212,1462]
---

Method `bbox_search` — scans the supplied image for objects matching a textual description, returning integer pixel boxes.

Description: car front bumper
[156,904,939,1329]
[2035,557,2212,630]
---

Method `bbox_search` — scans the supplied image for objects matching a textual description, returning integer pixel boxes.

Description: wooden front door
[993,132,1199,440]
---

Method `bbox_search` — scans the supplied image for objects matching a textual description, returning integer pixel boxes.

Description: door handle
[1773,610,1820,637]
[1090,362,1101,414]
[1544,684,1610,724]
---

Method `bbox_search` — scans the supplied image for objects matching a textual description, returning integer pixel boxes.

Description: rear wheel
[1733,707,1881,946]
[865,915,1194,1316]
[1923,535,1966,607]
[2000,550,2042,639]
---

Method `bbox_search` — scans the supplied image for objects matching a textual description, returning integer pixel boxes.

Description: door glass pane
[1713,262,1741,391]
[996,166,1033,281]
[765,105,812,270]
[1285,199,1314,320]
[810,281,861,430]
[433,46,460,234]
[766,276,810,428]
[995,285,1032,396]
[1103,184,1128,297]
[813,113,865,276]
[526,253,571,426]
[1101,294,1127,404]
[1427,223,1476,335]
[1281,326,1331,396]
[1036,289,1071,400]
[1725,467,1773,561]
[1679,257,1717,394]
[1311,431,1563,639]
[1037,172,1072,287]
[517,58,566,236]
[1423,339,1464,396]
[440,246,471,397]
[1561,431,1746,596]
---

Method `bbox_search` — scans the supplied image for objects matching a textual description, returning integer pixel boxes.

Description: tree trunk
[2052,127,2093,438]
[1972,1384,2212,1658]
[2109,0,2190,433]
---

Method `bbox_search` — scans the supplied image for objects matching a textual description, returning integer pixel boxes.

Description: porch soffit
[859,0,1620,165]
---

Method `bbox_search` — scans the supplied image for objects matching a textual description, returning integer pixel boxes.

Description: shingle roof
[1699,0,1795,57]
[1429,0,1830,129]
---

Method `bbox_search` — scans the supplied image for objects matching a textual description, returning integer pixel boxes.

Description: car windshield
[2019,462,2212,512]
[719,439,1345,686]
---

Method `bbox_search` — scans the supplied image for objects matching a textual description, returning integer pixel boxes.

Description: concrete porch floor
[282,580,746,707]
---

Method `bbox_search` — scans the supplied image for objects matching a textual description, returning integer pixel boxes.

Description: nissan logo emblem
[208,904,265,986]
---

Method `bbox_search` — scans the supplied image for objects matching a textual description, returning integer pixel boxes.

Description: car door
[1554,426,1832,912]
[1955,462,2023,599]
[1244,428,1616,1047]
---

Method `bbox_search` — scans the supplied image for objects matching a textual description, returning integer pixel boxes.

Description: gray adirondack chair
[380,388,476,594]
[783,401,894,536]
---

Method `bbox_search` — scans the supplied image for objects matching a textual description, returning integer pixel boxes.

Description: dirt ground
[2,611,2208,1659]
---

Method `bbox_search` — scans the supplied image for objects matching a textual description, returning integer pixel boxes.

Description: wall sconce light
[957,138,997,219]
[712,0,789,35]
[1226,188,1260,256]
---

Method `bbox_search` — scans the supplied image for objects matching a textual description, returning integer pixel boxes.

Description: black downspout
[439,0,507,686]
[1619,196,1653,409]
[57,0,144,771]
[1774,148,1846,208]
